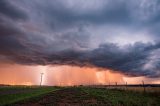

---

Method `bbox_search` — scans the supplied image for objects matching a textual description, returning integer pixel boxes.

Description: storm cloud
[0,0,160,77]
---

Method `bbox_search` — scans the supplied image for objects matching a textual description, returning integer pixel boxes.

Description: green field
[0,86,159,106]
[0,86,59,106]
[82,87,160,106]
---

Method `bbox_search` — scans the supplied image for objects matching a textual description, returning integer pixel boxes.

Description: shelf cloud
[0,0,160,77]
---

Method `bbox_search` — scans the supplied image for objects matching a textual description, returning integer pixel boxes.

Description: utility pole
[125,82,128,90]
[142,80,146,93]
[108,81,110,88]
[115,82,118,89]
[40,73,44,86]
[105,71,107,85]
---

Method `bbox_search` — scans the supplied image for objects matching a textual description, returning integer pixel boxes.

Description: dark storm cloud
[0,0,160,77]
[0,0,27,20]
[45,1,130,25]
[88,43,160,77]
[1,41,159,77]
[31,0,131,28]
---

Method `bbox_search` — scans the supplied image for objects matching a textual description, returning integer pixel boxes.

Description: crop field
[0,85,159,106]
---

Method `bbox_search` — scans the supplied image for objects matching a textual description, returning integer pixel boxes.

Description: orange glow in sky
[0,63,159,86]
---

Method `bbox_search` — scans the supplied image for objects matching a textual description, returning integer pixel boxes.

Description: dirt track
[13,88,109,106]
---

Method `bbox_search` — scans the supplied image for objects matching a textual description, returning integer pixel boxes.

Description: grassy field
[9,86,160,106]
[0,86,59,106]
[91,85,160,93]
[82,87,160,106]
[124,86,160,93]
[0,86,159,106]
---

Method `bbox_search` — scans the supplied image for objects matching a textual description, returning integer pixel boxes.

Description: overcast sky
[0,0,160,78]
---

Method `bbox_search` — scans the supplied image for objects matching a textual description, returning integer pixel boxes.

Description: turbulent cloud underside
[0,0,160,77]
